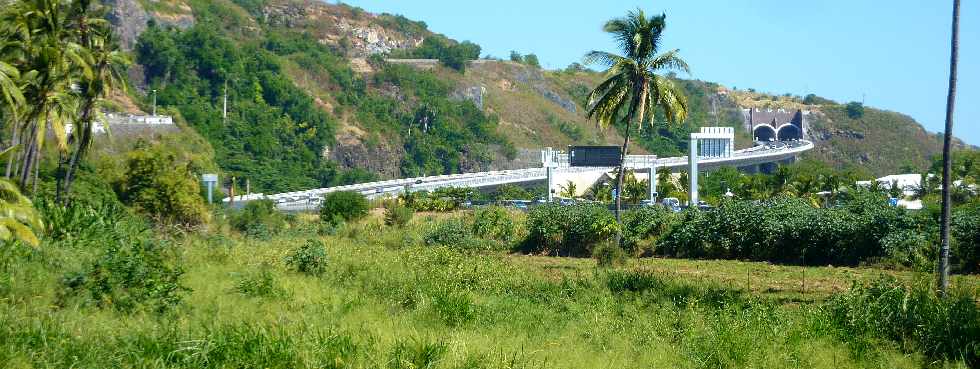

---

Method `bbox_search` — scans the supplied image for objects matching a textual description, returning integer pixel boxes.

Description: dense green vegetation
[320,191,369,224]
[136,24,339,192]
[2,198,978,368]
[135,5,512,192]
[388,35,481,71]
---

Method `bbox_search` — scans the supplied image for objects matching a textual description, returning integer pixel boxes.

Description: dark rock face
[329,140,404,179]
[451,85,485,110]
[104,0,195,51]
[104,0,149,51]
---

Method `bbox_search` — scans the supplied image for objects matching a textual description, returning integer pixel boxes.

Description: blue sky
[340,0,978,146]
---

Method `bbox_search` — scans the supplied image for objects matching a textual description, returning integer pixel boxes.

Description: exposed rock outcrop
[104,0,195,51]
[104,0,149,50]
[451,85,486,110]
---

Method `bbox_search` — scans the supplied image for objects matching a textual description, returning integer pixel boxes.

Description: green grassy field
[0,212,976,368]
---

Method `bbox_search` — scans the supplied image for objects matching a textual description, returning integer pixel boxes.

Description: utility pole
[223,80,228,124]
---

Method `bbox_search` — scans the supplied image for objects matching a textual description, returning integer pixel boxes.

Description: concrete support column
[546,165,554,202]
[648,166,657,202]
[689,139,699,206]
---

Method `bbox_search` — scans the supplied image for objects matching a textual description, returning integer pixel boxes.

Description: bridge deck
[225,141,813,210]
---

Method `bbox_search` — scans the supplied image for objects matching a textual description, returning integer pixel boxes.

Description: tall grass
[0,210,967,368]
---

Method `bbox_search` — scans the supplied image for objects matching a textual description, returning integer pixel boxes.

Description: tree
[938,0,960,294]
[320,191,368,223]
[57,0,130,204]
[509,50,523,63]
[559,180,577,198]
[115,145,208,227]
[845,101,865,119]
[584,9,689,228]
[523,53,540,68]
[0,0,88,190]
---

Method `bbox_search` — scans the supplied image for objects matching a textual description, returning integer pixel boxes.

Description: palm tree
[0,0,88,189]
[938,0,960,294]
[57,1,129,204]
[559,180,578,198]
[585,9,689,225]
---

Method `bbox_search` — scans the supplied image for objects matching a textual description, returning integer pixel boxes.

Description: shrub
[431,289,476,327]
[115,145,208,227]
[471,206,514,241]
[524,204,619,256]
[236,264,287,298]
[389,338,447,369]
[846,101,865,119]
[604,269,743,307]
[60,238,189,314]
[592,242,627,268]
[232,199,286,238]
[826,277,980,366]
[320,191,369,223]
[424,218,471,248]
[285,239,328,276]
[39,199,132,247]
[657,195,919,267]
[384,203,414,227]
[621,206,675,255]
[953,203,980,273]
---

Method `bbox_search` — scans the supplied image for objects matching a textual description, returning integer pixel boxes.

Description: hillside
[106,0,963,192]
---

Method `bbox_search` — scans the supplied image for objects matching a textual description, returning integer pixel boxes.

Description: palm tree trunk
[61,122,92,205]
[31,148,40,196]
[938,0,960,295]
[615,120,631,223]
[57,97,94,204]
[5,120,20,178]
[18,124,37,186]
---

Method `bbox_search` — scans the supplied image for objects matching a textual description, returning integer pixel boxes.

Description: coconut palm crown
[584,9,690,222]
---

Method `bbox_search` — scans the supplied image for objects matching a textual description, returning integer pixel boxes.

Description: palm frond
[583,50,629,68]
[646,49,690,74]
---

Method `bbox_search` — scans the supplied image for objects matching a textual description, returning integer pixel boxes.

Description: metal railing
[230,141,813,210]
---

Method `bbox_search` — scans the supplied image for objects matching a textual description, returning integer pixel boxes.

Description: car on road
[661,197,681,212]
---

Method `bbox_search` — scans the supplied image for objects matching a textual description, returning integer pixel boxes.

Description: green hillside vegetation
[806,104,948,174]
[134,2,513,192]
[3,202,979,368]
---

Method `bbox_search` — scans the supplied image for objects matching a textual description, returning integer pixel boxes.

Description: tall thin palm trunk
[938,0,960,294]
[5,121,20,178]
[615,120,632,223]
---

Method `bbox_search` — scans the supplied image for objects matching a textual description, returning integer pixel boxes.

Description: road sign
[568,146,621,167]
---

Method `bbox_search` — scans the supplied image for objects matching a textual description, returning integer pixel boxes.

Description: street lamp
[151,89,157,116]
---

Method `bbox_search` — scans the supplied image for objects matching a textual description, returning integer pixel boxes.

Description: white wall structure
[65,114,175,136]
[688,127,735,205]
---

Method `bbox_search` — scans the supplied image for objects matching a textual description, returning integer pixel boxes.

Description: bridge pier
[689,138,699,206]
[648,166,657,203]
[546,166,554,202]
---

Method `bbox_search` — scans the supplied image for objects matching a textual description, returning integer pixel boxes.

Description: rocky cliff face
[104,0,194,51]
[104,0,148,50]
[260,0,424,57]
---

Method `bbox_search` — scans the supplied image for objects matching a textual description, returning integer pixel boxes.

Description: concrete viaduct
[225,127,813,211]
